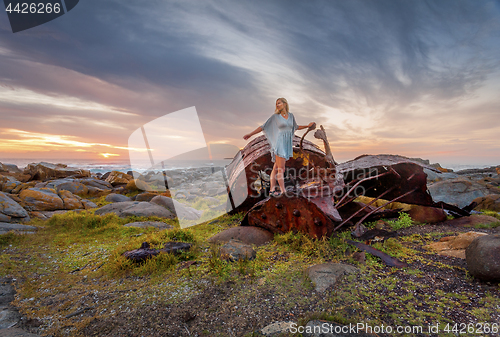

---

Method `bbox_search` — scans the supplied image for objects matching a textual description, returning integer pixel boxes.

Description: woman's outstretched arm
[243,126,262,140]
[297,122,315,131]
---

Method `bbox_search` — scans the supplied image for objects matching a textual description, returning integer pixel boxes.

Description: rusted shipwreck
[225,126,468,239]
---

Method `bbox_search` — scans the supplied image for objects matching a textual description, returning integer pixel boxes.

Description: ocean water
[0,158,496,174]
[0,158,234,174]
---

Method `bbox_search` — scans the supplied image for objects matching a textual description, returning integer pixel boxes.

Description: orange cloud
[0,128,146,155]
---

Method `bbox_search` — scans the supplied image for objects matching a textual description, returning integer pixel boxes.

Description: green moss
[0,231,25,247]
[474,221,500,229]
[479,210,500,220]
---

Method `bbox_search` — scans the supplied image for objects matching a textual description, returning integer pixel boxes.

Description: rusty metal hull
[232,141,468,238]
[226,135,329,213]
[242,195,340,239]
[338,156,437,207]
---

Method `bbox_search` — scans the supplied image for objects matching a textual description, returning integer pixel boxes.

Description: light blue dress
[260,112,299,162]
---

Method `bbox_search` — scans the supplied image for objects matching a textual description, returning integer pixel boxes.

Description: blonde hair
[274,97,289,114]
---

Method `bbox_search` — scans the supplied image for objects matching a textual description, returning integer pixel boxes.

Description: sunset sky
[0,0,499,167]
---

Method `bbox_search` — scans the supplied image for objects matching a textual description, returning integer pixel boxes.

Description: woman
[243,98,315,197]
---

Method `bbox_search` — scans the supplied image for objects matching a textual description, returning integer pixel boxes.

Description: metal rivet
[314,217,322,226]
[261,214,267,220]
[293,209,300,217]
[276,202,283,209]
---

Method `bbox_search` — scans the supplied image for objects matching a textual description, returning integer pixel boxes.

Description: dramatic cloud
[0,0,499,166]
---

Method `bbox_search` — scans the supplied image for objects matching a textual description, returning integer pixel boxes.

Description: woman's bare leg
[275,156,286,193]
[270,162,278,192]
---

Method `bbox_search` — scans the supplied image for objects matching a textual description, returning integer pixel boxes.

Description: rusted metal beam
[353,188,418,227]
[335,171,392,207]
[334,187,395,231]
[346,240,408,267]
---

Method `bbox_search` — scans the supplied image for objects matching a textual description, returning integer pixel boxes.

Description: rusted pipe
[353,188,418,227]
[335,171,392,207]
[333,187,395,231]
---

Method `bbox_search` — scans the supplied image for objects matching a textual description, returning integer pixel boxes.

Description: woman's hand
[243,134,251,140]
[307,122,316,130]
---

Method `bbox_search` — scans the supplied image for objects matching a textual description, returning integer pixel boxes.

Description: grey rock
[95,201,176,219]
[466,234,500,281]
[0,223,37,231]
[186,195,197,201]
[55,181,89,195]
[124,221,174,230]
[209,226,273,246]
[80,199,97,209]
[30,210,81,220]
[78,178,113,190]
[427,177,494,208]
[303,320,373,337]
[220,239,256,261]
[260,321,295,336]
[0,192,30,221]
[207,188,220,197]
[1,177,22,194]
[0,213,11,222]
[19,188,64,211]
[85,186,105,195]
[122,241,192,262]
[203,181,222,191]
[174,190,189,199]
[0,162,21,173]
[94,201,136,216]
[202,197,220,205]
[24,162,90,180]
[472,194,500,212]
[105,193,131,203]
[0,278,42,335]
[150,195,175,212]
[121,202,175,218]
[186,187,203,195]
[150,196,203,220]
[423,168,458,183]
[40,179,90,195]
[135,192,159,202]
[307,263,359,292]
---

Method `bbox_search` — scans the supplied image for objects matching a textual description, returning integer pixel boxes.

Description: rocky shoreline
[2,159,499,230]
[0,162,230,233]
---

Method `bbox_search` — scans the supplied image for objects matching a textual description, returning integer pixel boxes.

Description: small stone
[426,231,488,259]
[135,192,158,202]
[124,221,174,230]
[408,205,447,223]
[352,252,366,265]
[219,239,256,261]
[306,263,359,293]
[105,193,131,203]
[260,321,295,336]
[208,226,273,246]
